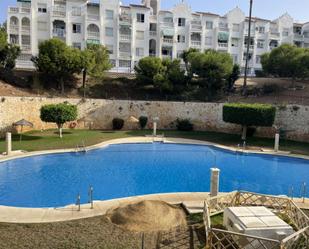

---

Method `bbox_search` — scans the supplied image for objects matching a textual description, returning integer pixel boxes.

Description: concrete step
[182,201,204,214]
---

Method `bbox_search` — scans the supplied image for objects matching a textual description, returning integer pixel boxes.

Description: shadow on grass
[11,134,42,142]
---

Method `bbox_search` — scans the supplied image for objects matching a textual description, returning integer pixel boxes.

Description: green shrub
[223,103,276,140]
[112,118,124,130]
[40,103,78,138]
[176,119,194,131]
[139,116,148,129]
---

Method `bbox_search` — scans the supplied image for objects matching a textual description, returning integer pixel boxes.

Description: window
[38,21,47,31]
[257,26,265,34]
[177,35,185,43]
[232,24,240,32]
[178,18,186,27]
[21,35,30,45]
[38,4,47,13]
[72,7,81,16]
[256,55,261,64]
[205,36,212,46]
[282,28,289,37]
[105,27,113,37]
[177,50,183,58]
[72,23,81,34]
[72,42,81,50]
[136,31,144,40]
[106,45,113,54]
[257,39,265,49]
[137,13,145,23]
[110,59,116,67]
[136,47,144,57]
[231,38,239,47]
[105,10,114,20]
[206,21,213,29]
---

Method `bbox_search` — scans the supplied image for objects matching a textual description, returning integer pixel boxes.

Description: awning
[161,29,174,36]
[218,32,229,42]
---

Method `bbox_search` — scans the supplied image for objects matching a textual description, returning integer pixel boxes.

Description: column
[210,168,220,197]
[6,132,12,156]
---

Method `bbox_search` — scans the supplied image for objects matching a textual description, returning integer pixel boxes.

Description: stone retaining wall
[0,96,308,142]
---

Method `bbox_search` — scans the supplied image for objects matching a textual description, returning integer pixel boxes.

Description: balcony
[119,14,132,25]
[218,43,228,49]
[120,34,131,42]
[119,51,131,59]
[149,31,157,36]
[294,33,304,41]
[52,6,66,18]
[53,28,66,38]
[20,7,30,14]
[9,25,19,34]
[219,24,229,31]
[87,14,100,21]
[270,30,280,37]
[163,38,174,44]
[191,40,201,48]
[21,26,30,34]
[21,44,31,53]
[9,7,19,13]
[87,31,100,39]
[191,21,202,31]
[161,22,174,28]
[244,44,255,50]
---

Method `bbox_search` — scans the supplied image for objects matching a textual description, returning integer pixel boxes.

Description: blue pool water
[0,143,308,207]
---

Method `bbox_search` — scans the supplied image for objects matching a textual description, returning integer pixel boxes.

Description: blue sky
[1,0,308,24]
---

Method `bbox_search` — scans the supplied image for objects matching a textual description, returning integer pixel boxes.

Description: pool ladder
[288,182,307,203]
[75,186,94,211]
[75,140,87,153]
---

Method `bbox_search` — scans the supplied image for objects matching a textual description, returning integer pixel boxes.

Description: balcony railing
[53,28,66,37]
[119,14,132,25]
[21,26,30,34]
[120,34,131,41]
[9,7,19,13]
[219,25,229,31]
[294,33,304,40]
[149,31,157,36]
[21,44,31,52]
[191,40,201,47]
[163,38,174,44]
[20,7,30,14]
[119,51,131,58]
[87,14,100,21]
[161,22,174,28]
[218,43,228,48]
[52,6,66,18]
[9,25,19,33]
[244,44,255,50]
[270,31,280,37]
[87,31,100,39]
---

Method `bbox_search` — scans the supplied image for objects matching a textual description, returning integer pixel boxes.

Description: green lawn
[1,129,309,156]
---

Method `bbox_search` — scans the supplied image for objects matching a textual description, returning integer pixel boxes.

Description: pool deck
[0,136,308,223]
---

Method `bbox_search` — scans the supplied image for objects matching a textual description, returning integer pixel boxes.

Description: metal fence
[203,191,309,249]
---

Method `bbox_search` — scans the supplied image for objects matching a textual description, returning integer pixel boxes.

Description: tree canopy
[0,25,20,70]
[40,103,78,138]
[261,44,309,86]
[32,39,83,94]
[223,103,276,140]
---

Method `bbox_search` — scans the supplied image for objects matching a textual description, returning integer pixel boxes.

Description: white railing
[161,22,174,28]
[270,31,280,37]
[218,42,228,48]
[119,52,131,58]
[87,14,100,21]
[9,7,19,13]
[294,33,304,39]
[191,40,201,47]
[20,7,30,14]
[219,26,229,31]
[191,24,202,30]
[21,26,30,34]
[21,45,31,52]
[120,34,131,41]
[53,28,66,37]
[9,25,19,33]
[149,31,157,36]
[119,15,131,24]
[87,32,100,39]
[52,7,66,18]
[163,38,174,44]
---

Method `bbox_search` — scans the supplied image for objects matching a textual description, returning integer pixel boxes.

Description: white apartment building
[7,0,309,74]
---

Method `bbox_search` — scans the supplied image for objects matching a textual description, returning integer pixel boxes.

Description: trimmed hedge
[223,103,276,127]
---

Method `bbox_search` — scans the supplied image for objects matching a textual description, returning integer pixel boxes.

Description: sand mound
[106,200,187,232]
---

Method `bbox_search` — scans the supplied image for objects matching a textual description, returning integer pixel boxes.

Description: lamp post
[243,0,253,96]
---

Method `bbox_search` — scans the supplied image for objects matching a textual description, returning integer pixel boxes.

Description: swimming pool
[0,142,308,207]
